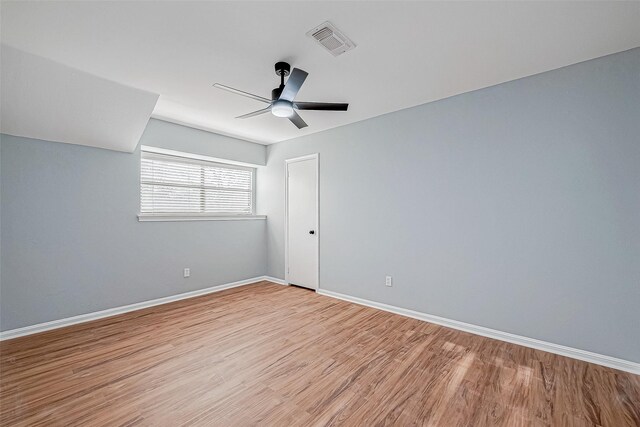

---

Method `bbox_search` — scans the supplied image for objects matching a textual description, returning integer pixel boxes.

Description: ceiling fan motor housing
[271,87,283,100]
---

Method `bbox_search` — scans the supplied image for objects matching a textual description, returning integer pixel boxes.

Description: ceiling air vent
[306,21,356,57]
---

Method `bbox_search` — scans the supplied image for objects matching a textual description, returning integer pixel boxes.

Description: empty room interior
[1,1,639,425]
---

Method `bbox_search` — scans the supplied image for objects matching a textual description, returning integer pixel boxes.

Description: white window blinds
[141,150,254,215]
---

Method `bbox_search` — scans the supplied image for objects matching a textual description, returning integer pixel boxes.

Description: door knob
[309,230,315,235]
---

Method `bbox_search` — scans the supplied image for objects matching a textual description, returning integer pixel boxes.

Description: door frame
[284,153,320,290]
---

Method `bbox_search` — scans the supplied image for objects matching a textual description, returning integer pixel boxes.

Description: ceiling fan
[213,62,348,129]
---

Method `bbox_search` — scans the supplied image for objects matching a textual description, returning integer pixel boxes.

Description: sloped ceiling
[1,1,639,146]
[0,45,158,152]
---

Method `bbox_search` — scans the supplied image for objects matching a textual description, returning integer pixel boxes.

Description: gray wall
[258,48,640,362]
[0,119,267,331]
[140,119,266,165]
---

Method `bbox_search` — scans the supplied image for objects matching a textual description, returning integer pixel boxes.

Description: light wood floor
[1,282,638,426]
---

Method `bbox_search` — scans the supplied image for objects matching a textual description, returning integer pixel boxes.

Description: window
[140,149,255,216]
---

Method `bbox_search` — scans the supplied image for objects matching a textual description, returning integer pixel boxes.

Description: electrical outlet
[385,276,392,287]
[183,268,190,278]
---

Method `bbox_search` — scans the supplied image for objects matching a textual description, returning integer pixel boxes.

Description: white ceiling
[0,45,158,152]
[2,1,639,147]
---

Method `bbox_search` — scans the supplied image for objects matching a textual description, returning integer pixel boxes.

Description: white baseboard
[260,276,288,285]
[0,276,270,341]
[317,289,640,375]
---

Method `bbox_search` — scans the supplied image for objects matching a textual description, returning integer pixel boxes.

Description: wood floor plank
[1,282,638,426]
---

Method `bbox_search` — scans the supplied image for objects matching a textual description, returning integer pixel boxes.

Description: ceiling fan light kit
[271,100,294,118]
[213,61,348,129]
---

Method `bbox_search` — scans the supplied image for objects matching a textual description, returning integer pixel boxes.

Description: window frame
[137,146,265,222]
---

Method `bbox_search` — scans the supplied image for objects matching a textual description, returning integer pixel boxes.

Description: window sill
[137,214,266,222]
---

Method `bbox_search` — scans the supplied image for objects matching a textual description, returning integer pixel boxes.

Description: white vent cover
[306,21,356,57]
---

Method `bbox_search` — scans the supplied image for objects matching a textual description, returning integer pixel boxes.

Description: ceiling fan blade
[236,107,272,119]
[294,102,349,111]
[288,111,308,129]
[213,83,271,104]
[279,68,308,102]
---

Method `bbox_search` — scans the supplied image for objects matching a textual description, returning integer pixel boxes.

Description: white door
[286,156,318,289]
